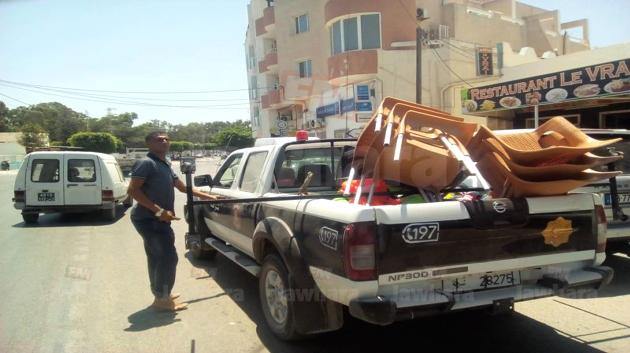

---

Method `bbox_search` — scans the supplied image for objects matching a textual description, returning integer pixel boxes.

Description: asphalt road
[1,157,629,353]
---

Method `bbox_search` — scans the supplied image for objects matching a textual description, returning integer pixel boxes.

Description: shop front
[460,56,630,130]
[309,81,379,138]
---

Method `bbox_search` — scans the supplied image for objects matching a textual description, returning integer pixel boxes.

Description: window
[68,159,96,182]
[330,14,381,55]
[214,154,243,188]
[250,76,258,99]
[31,159,59,183]
[240,152,268,192]
[298,59,312,78]
[278,147,344,189]
[295,14,309,34]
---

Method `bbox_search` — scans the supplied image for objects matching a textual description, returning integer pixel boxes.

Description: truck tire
[102,206,116,221]
[259,253,304,341]
[191,216,218,260]
[22,213,39,224]
[123,195,133,207]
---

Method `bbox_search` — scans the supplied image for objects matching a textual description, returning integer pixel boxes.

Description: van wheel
[259,253,304,341]
[191,215,217,260]
[123,195,133,207]
[102,206,116,221]
[22,213,39,224]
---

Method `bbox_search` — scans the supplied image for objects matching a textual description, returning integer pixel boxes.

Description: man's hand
[158,210,177,223]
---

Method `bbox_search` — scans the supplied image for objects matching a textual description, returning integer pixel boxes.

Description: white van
[12,151,132,223]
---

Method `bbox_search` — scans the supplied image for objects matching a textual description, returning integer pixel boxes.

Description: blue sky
[0,0,628,126]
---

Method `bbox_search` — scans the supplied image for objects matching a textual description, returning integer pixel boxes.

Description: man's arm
[128,178,177,222]
[174,179,222,200]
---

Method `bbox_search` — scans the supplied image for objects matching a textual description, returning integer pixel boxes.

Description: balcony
[261,88,282,109]
[255,6,275,37]
[325,0,381,25]
[258,51,278,74]
[327,50,378,86]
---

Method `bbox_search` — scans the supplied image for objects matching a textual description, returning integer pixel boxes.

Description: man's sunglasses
[153,137,170,142]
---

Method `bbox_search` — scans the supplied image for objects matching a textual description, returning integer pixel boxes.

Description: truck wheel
[191,216,217,260]
[102,206,116,221]
[259,253,304,341]
[22,213,39,224]
[123,195,133,207]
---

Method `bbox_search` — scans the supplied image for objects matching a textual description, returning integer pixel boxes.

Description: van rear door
[64,154,102,205]
[26,155,64,206]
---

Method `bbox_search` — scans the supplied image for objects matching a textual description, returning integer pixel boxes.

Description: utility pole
[416,8,429,104]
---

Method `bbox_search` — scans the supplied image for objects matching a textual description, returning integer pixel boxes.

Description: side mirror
[194,174,214,187]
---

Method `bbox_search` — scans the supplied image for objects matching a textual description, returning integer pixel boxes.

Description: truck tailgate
[373,194,598,277]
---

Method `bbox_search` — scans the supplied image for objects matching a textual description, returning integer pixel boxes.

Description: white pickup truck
[184,135,613,341]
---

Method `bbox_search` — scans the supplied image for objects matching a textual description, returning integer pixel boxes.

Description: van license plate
[605,193,630,205]
[442,270,521,293]
[38,192,55,201]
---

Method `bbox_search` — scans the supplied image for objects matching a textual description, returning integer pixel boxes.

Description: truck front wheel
[259,253,303,341]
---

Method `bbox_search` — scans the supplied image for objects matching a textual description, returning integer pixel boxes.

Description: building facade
[244,0,592,138]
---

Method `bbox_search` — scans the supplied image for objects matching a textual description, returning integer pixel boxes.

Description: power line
[0,78,273,94]
[437,39,475,59]
[0,83,255,109]
[430,48,475,88]
[0,92,30,106]
[1,79,254,102]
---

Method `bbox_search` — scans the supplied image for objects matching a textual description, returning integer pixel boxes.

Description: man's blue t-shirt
[130,152,179,220]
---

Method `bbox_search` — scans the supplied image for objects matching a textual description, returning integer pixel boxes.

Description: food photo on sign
[461,58,630,113]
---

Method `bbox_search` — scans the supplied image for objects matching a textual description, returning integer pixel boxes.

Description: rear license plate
[442,270,521,293]
[605,193,630,205]
[38,192,55,201]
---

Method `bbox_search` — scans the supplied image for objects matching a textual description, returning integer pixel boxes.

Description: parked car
[12,151,132,223]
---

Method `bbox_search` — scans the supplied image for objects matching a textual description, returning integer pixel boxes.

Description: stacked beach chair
[466,117,622,198]
[345,97,489,205]
[346,97,622,203]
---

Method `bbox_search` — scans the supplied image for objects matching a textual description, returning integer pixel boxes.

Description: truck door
[64,154,102,205]
[26,155,64,206]
[205,153,246,249]
[231,150,269,254]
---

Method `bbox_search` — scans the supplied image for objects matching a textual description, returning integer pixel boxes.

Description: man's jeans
[131,218,178,299]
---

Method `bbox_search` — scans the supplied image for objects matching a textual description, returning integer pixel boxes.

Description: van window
[68,159,96,182]
[31,159,60,183]
[240,152,268,192]
[114,164,125,182]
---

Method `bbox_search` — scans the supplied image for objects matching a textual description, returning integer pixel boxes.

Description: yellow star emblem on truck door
[542,217,574,247]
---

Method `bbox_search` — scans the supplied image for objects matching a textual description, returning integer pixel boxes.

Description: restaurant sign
[461,58,630,114]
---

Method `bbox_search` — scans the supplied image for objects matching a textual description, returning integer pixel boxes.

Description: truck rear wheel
[22,213,39,224]
[259,253,304,341]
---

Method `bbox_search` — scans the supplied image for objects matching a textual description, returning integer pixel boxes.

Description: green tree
[170,141,185,153]
[19,123,48,150]
[213,126,254,150]
[68,132,117,153]
[202,142,217,150]
[0,101,9,132]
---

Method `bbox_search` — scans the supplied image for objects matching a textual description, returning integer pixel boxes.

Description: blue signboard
[316,102,339,119]
[356,102,373,112]
[356,85,370,101]
[340,98,355,114]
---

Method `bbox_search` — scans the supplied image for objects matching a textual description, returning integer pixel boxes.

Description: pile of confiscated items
[467,118,622,198]
[342,97,621,204]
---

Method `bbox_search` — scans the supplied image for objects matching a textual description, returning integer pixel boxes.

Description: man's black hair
[145,131,168,142]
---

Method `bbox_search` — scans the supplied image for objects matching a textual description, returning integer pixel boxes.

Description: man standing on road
[127,131,221,311]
